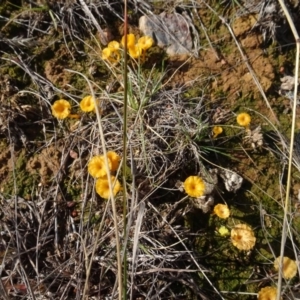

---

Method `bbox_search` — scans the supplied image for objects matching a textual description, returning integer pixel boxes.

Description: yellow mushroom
[183,176,206,198]
[51,99,71,119]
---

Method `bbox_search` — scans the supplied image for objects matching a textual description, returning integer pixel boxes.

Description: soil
[0,1,299,299]
[0,11,284,192]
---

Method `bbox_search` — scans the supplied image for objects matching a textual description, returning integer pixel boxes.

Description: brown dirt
[170,14,275,107]
[26,144,63,185]
[0,13,280,196]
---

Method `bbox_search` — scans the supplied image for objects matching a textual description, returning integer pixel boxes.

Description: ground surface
[1,0,300,299]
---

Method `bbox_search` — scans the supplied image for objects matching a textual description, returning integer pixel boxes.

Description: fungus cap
[236,112,251,127]
[80,95,96,112]
[274,256,297,279]
[218,226,229,236]
[213,204,230,219]
[106,151,121,172]
[51,99,71,119]
[137,36,154,51]
[231,223,256,251]
[108,41,120,51]
[128,44,142,58]
[183,176,206,198]
[258,286,281,300]
[212,126,223,138]
[102,47,120,63]
[102,47,112,60]
[88,155,112,178]
[95,176,121,199]
[121,34,136,48]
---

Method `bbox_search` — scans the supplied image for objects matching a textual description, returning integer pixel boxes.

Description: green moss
[66,181,81,199]
[3,149,38,199]
[184,85,205,99]
[0,1,22,17]
[1,64,31,89]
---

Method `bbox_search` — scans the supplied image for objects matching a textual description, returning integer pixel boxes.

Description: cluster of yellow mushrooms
[102,33,154,62]
[183,111,297,300]
[51,96,122,199]
[88,152,121,199]
[182,174,256,251]
[212,112,251,138]
[183,170,296,299]
[51,95,96,119]
[50,46,295,299]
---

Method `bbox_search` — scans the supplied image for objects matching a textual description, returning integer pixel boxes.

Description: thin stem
[65,69,122,300]
[276,1,300,299]
[122,1,129,300]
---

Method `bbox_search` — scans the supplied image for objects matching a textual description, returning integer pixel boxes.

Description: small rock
[192,195,214,213]
[244,126,264,150]
[218,169,243,192]
[139,12,193,56]
[280,75,298,91]
[69,150,78,159]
